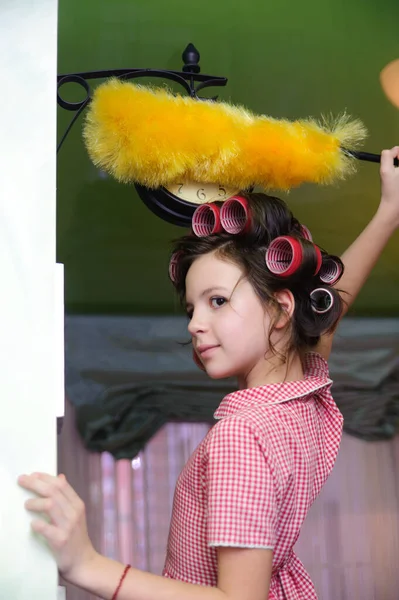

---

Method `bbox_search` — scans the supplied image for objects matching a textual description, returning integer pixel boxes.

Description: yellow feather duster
[83,78,367,191]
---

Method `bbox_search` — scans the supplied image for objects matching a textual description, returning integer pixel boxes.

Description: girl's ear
[273,289,295,329]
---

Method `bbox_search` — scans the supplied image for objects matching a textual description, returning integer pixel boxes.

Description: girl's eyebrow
[185,286,230,308]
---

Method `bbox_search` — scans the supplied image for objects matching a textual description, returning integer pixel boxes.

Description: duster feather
[83,79,367,191]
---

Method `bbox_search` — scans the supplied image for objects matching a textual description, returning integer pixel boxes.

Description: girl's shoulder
[302,351,330,379]
[212,352,332,422]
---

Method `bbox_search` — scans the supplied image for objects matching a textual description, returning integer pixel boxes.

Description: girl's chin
[203,364,237,380]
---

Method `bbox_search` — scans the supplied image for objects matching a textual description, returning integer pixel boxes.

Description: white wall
[0,1,62,598]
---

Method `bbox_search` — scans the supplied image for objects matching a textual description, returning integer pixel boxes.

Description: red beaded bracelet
[112,564,131,600]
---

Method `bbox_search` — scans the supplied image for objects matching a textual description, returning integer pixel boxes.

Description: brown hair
[170,192,344,357]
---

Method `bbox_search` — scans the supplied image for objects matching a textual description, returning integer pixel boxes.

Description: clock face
[165,182,240,205]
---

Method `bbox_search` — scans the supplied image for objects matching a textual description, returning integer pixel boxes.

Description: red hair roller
[313,245,322,276]
[265,236,303,277]
[319,257,343,285]
[220,195,251,234]
[192,203,222,237]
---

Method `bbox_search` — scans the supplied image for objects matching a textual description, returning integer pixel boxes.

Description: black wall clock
[135,182,240,227]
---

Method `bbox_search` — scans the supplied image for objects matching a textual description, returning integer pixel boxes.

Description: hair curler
[300,224,313,242]
[220,195,251,234]
[310,287,334,314]
[319,257,343,285]
[265,236,303,277]
[313,245,323,276]
[191,203,222,237]
[168,251,182,283]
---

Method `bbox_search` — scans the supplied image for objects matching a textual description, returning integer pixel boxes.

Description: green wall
[57,0,399,315]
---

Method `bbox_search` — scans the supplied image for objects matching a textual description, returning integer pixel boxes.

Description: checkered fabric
[163,352,343,599]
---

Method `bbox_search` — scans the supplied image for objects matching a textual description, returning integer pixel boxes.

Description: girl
[18,147,399,600]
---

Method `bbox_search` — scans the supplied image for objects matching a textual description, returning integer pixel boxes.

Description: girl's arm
[316,146,399,360]
[18,473,273,600]
[68,546,273,600]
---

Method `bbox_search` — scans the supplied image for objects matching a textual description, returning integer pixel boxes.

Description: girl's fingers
[18,474,56,497]
[19,473,79,506]
[19,473,80,526]
[31,473,83,506]
[25,496,54,512]
[30,519,70,550]
[24,495,71,528]
[380,146,399,174]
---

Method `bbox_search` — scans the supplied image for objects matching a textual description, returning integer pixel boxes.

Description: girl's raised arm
[316,146,399,360]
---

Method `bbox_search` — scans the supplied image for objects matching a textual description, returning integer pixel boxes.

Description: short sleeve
[205,417,277,549]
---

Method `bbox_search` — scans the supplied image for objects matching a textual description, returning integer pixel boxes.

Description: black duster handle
[344,149,399,167]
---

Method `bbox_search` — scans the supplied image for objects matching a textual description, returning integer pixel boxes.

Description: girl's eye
[186,309,193,320]
[210,296,227,309]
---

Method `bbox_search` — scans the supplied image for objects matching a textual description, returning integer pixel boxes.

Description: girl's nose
[187,309,208,336]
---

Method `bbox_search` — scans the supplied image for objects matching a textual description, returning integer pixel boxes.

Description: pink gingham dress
[163,352,343,599]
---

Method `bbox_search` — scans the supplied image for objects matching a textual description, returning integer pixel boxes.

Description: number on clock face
[166,182,240,205]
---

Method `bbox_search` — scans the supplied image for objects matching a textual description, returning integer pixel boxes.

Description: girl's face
[185,252,278,388]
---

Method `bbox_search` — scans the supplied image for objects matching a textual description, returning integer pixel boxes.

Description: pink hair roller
[192,203,222,237]
[300,224,313,242]
[168,251,182,283]
[265,236,303,277]
[220,195,251,234]
[310,288,334,314]
[319,257,343,285]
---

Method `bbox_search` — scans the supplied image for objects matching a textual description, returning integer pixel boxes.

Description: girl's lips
[197,344,220,357]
